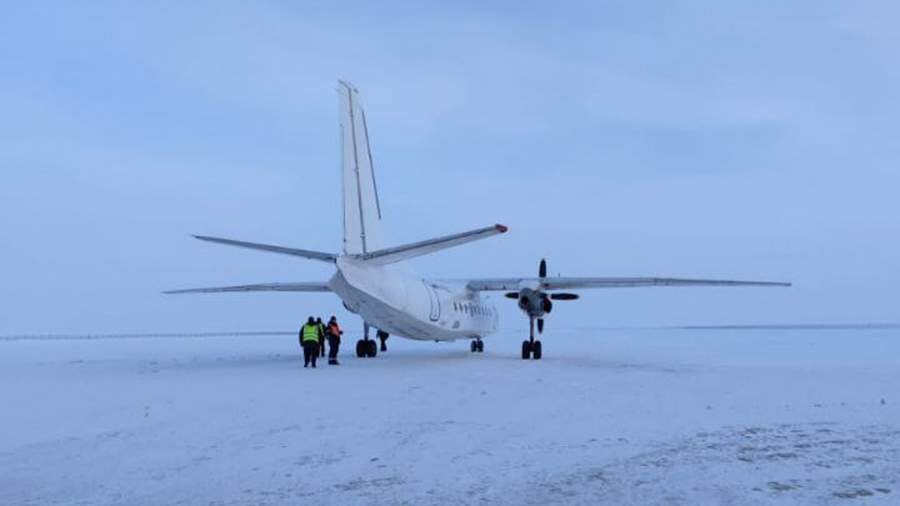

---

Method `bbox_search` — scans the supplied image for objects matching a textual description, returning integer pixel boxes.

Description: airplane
[166,81,791,360]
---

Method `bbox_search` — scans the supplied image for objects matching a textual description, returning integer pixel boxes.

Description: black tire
[476,340,484,353]
[470,340,477,353]
[356,340,365,358]
[521,340,532,360]
[366,339,378,358]
[532,340,542,360]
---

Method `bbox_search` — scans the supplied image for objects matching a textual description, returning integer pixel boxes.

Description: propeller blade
[539,258,547,278]
[504,292,519,299]
[550,293,579,301]
[537,318,544,334]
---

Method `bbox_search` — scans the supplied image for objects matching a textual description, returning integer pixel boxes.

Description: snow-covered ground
[1,327,898,505]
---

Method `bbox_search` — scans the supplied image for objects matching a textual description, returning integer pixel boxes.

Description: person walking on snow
[316,317,327,357]
[326,316,343,365]
[300,316,323,368]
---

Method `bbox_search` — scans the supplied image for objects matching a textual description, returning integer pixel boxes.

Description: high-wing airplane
[166,81,790,360]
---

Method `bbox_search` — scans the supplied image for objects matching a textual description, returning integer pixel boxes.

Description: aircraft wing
[467,277,791,291]
[164,282,331,294]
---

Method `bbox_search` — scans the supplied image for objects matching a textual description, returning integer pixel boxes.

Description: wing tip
[495,224,509,233]
[337,79,357,93]
[743,281,792,288]
[756,280,792,287]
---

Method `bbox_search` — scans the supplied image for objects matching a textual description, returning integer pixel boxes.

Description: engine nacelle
[516,288,551,318]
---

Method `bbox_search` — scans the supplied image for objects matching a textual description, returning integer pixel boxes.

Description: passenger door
[424,282,441,322]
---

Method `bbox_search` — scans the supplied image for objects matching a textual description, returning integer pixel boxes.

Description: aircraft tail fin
[339,81,386,255]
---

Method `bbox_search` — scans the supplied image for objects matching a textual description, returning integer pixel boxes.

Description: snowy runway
[2,328,898,505]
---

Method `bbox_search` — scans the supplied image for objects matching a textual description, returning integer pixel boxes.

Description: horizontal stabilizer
[193,235,337,263]
[164,282,331,294]
[353,224,508,265]
[467,277,791,291]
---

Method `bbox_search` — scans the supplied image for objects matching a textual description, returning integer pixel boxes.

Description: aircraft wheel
[366,339,378,358]
[521,340,532,360]
[476,340,484,353]
[356,340,365,358]
[470,340,477,353]
[532,340,542,360]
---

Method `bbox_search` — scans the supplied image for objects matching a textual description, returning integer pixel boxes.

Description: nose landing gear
[521,318,542,360]
[470,338,484,353]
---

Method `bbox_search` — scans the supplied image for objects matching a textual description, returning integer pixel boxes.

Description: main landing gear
[356,323,378,358]
[522,318,542,360]
[377,330,389,352]
[470,338,484,353]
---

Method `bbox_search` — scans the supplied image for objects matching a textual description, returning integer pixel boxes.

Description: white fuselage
[329,257,498,341]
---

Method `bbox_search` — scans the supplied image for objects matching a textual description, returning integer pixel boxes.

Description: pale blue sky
[2,2,898,334]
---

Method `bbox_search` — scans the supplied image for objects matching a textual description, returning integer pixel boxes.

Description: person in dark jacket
[326,316,343,365]
[299,316,323,368]
[316,317,327,357]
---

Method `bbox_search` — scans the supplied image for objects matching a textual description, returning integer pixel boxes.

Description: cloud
[1,1,899,333]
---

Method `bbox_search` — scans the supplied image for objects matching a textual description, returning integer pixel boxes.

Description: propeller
[538,259,549,334]
[504,259,581,338]
[539,259,580,301]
